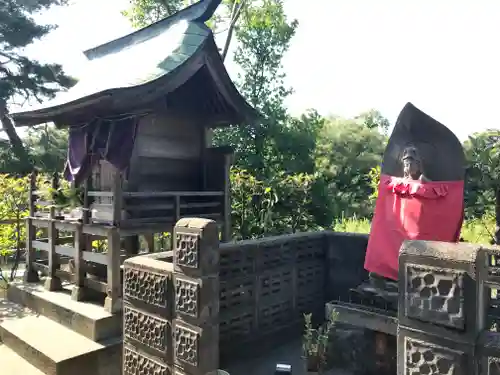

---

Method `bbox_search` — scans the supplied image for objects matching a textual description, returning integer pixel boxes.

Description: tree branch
[221,0,246,62]
[0,101,32,173]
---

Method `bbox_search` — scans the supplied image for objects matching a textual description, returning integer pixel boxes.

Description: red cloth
[364,174,464,280]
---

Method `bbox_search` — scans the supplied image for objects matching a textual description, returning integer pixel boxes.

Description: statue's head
[402,145,423,180]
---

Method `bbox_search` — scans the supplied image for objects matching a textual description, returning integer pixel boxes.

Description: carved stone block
[124,306,170,355]
[174,324,199,367]
[173,218,219,276]
[404,263,465,329]
[175,277,199,318]
[173,275,219,326]
[175,233,200,269]
[403,336,465,375]
[123,345,171,375]
[172,320,219,375]
[124,267,169,308]
[489,357,500,375]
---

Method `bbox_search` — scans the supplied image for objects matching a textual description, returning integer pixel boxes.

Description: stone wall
[121,221,373,373]
[326,232,369,302]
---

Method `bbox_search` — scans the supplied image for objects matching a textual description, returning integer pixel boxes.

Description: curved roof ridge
[84,0,222,61]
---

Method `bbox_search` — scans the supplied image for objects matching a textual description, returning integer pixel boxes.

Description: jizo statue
[364,103,465,286]
[402,145,430,182]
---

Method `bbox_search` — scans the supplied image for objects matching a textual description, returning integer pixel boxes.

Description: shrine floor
[223,338,352,375]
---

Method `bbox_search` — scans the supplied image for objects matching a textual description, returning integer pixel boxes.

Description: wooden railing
[32,177,227,232]
[23,168,230,313]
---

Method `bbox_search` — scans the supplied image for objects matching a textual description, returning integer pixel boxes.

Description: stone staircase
[0,280,122,375]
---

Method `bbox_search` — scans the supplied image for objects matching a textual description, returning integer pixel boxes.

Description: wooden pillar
[44,173,62,291]
[144,234,155,253]
[111,169,123,226]
[104,227,122,313]
[123,236,140,256]
[104,168,124,313]
[221,152,233,242]
[24,171,39,283]
[71,225,86,301]
[170,195,181,251]
[201,127,208,190]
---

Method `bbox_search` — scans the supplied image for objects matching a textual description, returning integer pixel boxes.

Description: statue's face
[403,156,421,179]
[402,147,422,179]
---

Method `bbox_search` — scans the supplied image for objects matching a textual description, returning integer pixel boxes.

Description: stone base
[70,286,87,302]
[104,296,123,314]
[349,282,398,312]
[23,268,40,283]
[0,314,121,375]
[0,344,46,375]
[44,276,63,292]
[328,324,396,375]
[7,281,121,341]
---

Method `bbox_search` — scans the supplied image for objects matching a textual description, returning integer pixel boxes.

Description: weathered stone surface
[123,345,171,375]
[0,314,121,375]
[489,357,500,375]
[173,218,219,277]
[174,324,199,366]
[124,305,170,355]
[404,264,464,330]
[175,233,200,269]
[124,267,169,308]
[0,344,46,375]
[123,253,174,374]
[175,277,199,318]
[7,281,121,341]
[404,337,465,375]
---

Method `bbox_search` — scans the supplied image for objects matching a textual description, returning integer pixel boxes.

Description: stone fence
[122,218,371,374]
[121,217,500,375]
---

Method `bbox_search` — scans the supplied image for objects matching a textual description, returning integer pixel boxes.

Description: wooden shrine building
[10,0,258,312]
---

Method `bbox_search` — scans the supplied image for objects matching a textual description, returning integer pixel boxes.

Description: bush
[230,168,320,240]
[333,214,495,245]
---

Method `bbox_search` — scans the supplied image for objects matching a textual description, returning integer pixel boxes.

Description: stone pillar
[123,251,174,375]
[173,218,220,375]
[122,217,220,375]
[476,247,500,375]
[397,240,481,375]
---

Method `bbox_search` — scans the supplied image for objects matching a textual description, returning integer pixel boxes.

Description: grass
[333,215,496,245]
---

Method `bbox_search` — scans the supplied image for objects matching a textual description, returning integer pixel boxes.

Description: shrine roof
[11,0,259,127]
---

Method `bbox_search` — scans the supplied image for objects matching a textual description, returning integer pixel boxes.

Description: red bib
[364,174,464,280]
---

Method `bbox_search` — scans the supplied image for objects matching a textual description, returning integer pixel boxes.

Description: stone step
[7,281,121,341]
[0,314,122,375]
[0,344,46,375]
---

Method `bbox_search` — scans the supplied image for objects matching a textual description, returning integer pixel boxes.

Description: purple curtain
[64,117,138,185]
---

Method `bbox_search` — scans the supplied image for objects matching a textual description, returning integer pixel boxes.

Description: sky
[20,0,500,140]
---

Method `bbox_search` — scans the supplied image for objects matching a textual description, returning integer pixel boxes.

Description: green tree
[122,0,247,62]
[270,109,324,175]
[230,168,318,240]
[463,129,500,243]
[25,124,68,172]
[122,0,186,28]
[314,117,387,223]
[213,0,298,176]
[0,0,75,172]
[123,0,298,177]
[355,109,390,134]
[0,175,29,275]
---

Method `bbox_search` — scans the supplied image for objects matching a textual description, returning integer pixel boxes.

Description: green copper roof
[12,0,258,127]
[44,21,207,108]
